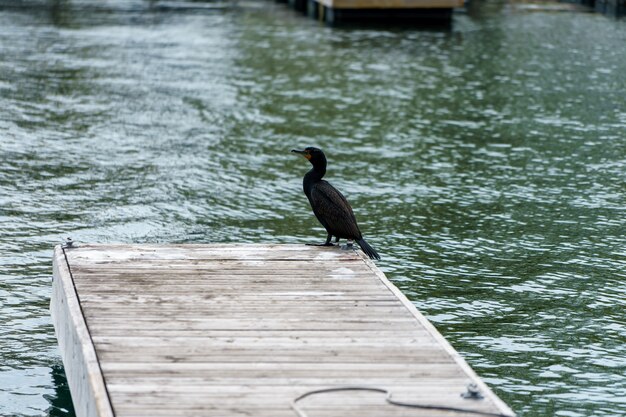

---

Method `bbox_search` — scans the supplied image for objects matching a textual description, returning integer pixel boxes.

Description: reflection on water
[1,1,625,416]
[45,363,75,417]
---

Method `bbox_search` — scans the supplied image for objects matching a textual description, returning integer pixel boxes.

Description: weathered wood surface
[315,0,464,9]
[50,247,115,417]
[51,244,514,417]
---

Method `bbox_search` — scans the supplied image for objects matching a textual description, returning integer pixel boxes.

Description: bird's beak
[291,149,311,160]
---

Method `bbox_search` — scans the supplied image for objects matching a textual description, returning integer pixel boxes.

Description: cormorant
[291,147,380,260]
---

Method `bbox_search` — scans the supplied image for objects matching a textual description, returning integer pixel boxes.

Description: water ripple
[1,2,626,417]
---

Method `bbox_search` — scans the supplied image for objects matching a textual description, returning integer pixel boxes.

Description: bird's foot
[306,242,335,247]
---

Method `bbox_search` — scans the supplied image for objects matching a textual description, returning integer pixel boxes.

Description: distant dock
[51,243,514,417]
[283,0,463,24]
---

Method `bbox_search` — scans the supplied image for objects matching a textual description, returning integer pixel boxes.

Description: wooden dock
[51,243,514,417]
[286,0,464,24]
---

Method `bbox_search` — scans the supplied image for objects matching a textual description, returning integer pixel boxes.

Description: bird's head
[291,147,326,166]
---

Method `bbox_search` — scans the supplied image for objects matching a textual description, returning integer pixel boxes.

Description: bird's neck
[305,164,326,182]
[303,164,325,199]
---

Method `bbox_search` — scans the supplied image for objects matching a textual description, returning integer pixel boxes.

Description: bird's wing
[310,181,362,239]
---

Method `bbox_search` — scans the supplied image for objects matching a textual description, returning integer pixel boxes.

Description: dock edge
[355,249,516,416]
[50,245,115,417]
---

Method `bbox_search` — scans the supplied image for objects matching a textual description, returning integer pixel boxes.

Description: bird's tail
[357,239,380,260]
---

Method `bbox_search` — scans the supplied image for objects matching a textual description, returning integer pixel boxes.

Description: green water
[1,1,625,416]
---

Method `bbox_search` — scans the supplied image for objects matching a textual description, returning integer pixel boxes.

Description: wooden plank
[73,288,388,295]
[114,408,494,417]
[101,362,465,378]
[105,384,481,397]
[71,270,375,277]
[68,244,351,253]
[85,320,421,331]
[69,258,367,266]
[316,0,464,9]
[96,352,448,363]
[52,244,515,417]
[105,376,470,387]
[73,282,383,289]
[81,300,402,308]
[90,329,429,338]
[65,245,361,263]
[80,305,407,314]
[80,307,414,317]
[91,335,437,346]
[78,291,391,299]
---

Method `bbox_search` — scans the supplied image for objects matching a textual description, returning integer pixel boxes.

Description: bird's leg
[306,233,335,247]
[334,236,340,243]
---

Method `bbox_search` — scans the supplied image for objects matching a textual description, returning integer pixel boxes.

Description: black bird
[291,147,380,260]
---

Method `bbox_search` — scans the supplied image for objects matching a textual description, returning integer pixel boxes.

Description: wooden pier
[284,0,464,24]
[51,244,514,417]
[594,0,626,16]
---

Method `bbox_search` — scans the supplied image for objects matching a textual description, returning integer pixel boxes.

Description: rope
[291,386,516,417]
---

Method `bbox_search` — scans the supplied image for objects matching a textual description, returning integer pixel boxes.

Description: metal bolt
[461,382,484,400]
